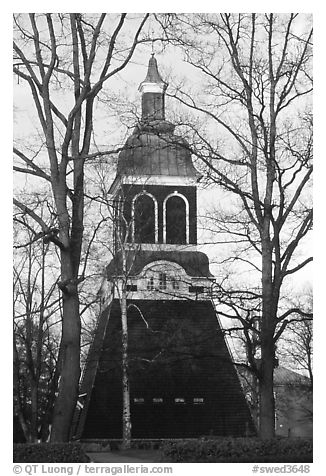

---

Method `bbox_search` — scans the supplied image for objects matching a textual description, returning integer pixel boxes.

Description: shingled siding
[81,299,254,439]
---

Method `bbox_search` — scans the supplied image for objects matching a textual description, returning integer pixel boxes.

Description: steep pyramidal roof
[74,299,255,439]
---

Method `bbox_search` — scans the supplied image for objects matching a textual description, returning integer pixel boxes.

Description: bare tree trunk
[40,345,63,442]
[121,292,131,448]
[29,384,39,442]
[50,250,81,442]
[259,238,276,438]
[120,245,131,449]
[259,341,275,439]
[50,289,80,441]
[18,413,30,443]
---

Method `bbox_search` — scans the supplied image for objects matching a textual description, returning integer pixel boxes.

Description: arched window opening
[166,196,187,244]
[134,194,156,243]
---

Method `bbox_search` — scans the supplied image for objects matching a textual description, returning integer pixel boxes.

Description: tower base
[76,299,255,439]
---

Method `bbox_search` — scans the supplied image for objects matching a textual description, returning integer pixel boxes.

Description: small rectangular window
[193,397,204,404]
[189,286,204,293]
[172,278,179,290]
[147,277,154,291]
[174,397,185,404]
[126,284,137,292]
[159,273,167,290]
[153,398,163,403]
[134,397,144,404]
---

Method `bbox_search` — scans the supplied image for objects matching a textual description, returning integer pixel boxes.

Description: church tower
[75,56,254,439]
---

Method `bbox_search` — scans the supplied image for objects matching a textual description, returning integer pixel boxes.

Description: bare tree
[89,167,144,449]
[157,13,313,438]
[13,218,61,442]
[278,288,313,386]
[13,13,150,441]
[213,282,313,434]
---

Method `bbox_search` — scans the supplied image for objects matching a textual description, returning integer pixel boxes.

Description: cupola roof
[112,55,201,184]
[117,128,200,178]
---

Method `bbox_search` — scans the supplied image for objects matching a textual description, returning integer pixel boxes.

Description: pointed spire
[143,54,165,84]
[139,54,167,93]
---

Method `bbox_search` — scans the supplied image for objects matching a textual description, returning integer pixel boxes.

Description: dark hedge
[13,443,90,463]
[160,437,313,463]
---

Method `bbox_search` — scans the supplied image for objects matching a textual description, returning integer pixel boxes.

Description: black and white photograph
[11,6,316,473]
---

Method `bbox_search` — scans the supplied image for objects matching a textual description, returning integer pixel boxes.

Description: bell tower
[108,53,209,297]
[75,56,254,440]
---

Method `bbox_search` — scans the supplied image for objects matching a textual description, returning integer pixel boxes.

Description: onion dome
[117,128,199,178]
[116,55,201,180]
